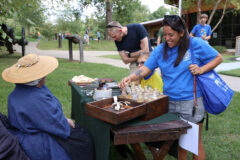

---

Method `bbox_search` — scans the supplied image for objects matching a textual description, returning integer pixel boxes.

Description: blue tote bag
[190,44,234,115]
[196,70,234,114]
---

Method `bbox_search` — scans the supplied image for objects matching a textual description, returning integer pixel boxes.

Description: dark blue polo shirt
[115,24,152,53]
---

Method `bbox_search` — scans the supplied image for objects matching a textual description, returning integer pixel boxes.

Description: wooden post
[69,40,73,61]
[58,34,62,48]
[79,38,84,63]
[21,27,26,57]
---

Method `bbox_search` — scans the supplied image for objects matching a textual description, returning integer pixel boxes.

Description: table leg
[130,143,146,160]
[146,140,175,160]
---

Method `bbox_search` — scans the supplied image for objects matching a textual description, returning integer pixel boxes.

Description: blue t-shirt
[97,31,100,38]
[115,23,152,53]
[144,37,218,101]
[191,24,212,39]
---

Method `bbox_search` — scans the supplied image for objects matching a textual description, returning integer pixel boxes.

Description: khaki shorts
[169,96,205,123]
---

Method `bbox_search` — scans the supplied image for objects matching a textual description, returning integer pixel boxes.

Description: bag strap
[193,76,198,107]
[189,37,209,131]
[189,38,198,114]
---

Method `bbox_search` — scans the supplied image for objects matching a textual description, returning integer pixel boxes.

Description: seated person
[0,113,29,160]
[137,52,163,92]
[2,54,94,160]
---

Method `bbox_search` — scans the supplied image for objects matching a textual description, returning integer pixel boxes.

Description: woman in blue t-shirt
[120,15,222,159]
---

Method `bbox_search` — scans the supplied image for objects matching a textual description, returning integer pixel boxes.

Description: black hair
[163,15,190,67]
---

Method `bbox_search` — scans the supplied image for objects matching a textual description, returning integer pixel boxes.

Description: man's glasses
[106,25,121,29]
[136,61,145,66]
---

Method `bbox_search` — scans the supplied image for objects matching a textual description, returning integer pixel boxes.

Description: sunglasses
[163,15,185,28]
[106,25,121,29]
[136,61,145,66]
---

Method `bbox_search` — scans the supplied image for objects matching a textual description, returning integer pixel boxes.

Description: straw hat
[2,54,58,83]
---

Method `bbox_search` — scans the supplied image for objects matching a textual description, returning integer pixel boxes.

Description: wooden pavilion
[141,0,240,48]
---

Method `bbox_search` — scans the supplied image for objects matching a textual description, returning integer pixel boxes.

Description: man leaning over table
[107,21,152,73]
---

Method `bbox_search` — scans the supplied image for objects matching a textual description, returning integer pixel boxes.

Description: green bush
[212,45,227,53]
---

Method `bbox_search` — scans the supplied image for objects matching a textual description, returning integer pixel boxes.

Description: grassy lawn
[221,53,240,63]
[0,52,129,117]
[38,39,117,51]
[0,52,240,159]
[219,69,240,77]
[15,36,38,42]
[99,54,121,60]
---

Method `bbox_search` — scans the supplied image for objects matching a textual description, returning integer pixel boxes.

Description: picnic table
[70,82,191,160]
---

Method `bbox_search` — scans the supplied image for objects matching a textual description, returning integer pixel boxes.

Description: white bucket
[93,88,112,101]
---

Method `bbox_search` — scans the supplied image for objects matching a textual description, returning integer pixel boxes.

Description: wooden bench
[111,119,191,160]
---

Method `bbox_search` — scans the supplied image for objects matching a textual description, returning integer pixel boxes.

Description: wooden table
[70,82,191,160]
[111,119,191,160]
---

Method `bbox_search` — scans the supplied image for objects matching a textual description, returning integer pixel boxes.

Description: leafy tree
[112,0,150,25]
[78,0,150,39]
[40,22,56,40]
[14,1,45,36]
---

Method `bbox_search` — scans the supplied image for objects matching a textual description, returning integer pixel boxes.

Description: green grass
[221,54,240,63]
[219,69,240,77]
[37,39,117,51]
[15,36,38,42]
[99,54,121,60]
[1,52,240,159]
[0,52,129,117]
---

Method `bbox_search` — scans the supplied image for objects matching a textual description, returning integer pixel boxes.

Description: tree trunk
[196,0,202,24]
[208,0,222,25]
[105,0,112,40]
[27,24,30,37]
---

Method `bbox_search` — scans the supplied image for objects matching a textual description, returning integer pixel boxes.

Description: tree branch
[197,0,202,24]
[208,0,222,25]
[212,0,228,32]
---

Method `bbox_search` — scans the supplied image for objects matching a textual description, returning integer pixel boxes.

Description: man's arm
[157,36,161,46]
[119,51,137,64]
[206,35,211,40]
[129,37,149,58]
[202,35,211,40]
[190,25,197,37]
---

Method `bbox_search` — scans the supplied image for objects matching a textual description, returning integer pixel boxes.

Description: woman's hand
[189,64,203,75]
[119,76,131,89]
[67,118,75,128]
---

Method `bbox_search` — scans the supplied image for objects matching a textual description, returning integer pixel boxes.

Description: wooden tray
[141,95,169,121]
[86,95,169,125]
[86,97,146,125]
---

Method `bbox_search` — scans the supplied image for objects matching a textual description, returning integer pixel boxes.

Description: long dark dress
[8,84,71,160]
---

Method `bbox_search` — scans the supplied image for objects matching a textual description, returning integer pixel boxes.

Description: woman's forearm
[200,53,222,74]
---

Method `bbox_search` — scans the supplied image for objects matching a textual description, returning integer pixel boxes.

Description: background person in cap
[190,13,212,41]
[107,21,152,74]
[2,54,94,160]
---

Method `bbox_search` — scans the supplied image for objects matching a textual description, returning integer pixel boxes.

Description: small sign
[213,32,217,38]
